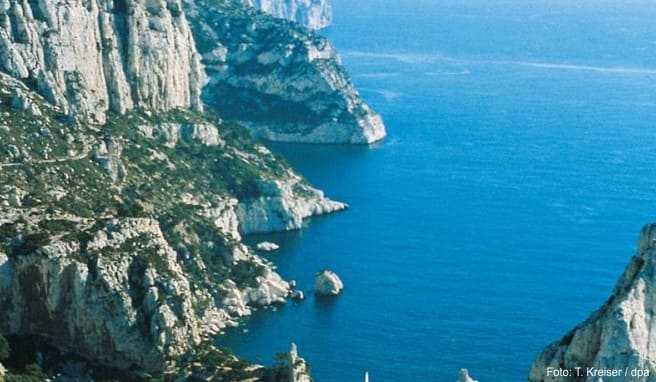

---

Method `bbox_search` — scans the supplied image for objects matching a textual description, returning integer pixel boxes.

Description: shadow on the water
[312,294,343,318]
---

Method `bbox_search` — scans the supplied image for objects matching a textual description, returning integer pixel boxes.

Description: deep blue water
[221,1,656,381]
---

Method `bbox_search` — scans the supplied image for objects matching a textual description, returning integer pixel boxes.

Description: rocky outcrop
[236,170,347,234]
[458,369,478,382]
[185,0,386,144]
[242,0,332,30]
[275,343,312,382]
[314,269,343,296]
[0,219,209,373]
[0,0,203,123]
[257,241,280,252]
[530,224,656,381]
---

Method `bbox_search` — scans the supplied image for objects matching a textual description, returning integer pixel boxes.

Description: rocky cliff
[0,67,335,378]
[530,224,656,382]
[0,0,377,379]
[0,0,204,123]
[242,0,332,30]
[186,0,386,144]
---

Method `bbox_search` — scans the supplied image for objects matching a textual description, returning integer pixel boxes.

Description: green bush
[6,364,48,382]
[0,334,9,360]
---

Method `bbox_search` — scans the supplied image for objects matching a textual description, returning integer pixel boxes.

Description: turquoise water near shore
[222,1,656,380]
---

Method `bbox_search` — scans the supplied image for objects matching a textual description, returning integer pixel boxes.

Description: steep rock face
[242,0,332,30]
[0,219,208,372]
[530,224,656,381]
[185,0,386,144]
[0,0,203,123]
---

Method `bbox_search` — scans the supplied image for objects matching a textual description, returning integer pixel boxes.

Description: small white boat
[364,371,370,382]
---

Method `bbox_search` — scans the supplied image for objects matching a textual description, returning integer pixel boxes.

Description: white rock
[280,343,312,382]
[290,290,304,301]
[256,242,280,252]
[236,173,347,234]
[242,0,332,30]
[314,270,343,296]
[457,369,478,382]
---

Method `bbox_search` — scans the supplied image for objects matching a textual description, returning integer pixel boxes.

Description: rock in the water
[278,343,312,382]
[242,0,332,30]
[257,241,280,252]
[314,269,343,296]
[458,369,478,382]
[530,224,656,381]
[290,290,304,301]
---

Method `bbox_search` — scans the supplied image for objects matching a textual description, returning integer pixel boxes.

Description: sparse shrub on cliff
[0,334,9,361]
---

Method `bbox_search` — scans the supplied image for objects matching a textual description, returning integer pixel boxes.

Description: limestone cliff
[0,0,204,123]
[530,224,656,381]
[0,73,331,379]
[186,0,386,144]
[242,0,332,30]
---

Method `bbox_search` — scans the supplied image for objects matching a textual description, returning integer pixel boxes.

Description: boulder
[457,369,478,382]
[314,270,343,296]
[256,241,280,252]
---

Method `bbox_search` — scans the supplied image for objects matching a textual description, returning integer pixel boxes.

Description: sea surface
[221,1,656,380]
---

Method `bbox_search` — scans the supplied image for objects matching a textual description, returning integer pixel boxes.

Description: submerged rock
[314,269,343,296]
[530,224,656,381]
[457,369,478,382]
[242,0,332,30]
[257,241,280,252]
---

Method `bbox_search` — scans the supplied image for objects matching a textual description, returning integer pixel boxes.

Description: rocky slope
[0,67,335,379]
[0,0,376,379]
[242,0,332,30]
[186,0,386,144]
[529,224,656,381]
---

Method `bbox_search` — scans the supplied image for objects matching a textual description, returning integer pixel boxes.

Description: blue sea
[221,1,656,380]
